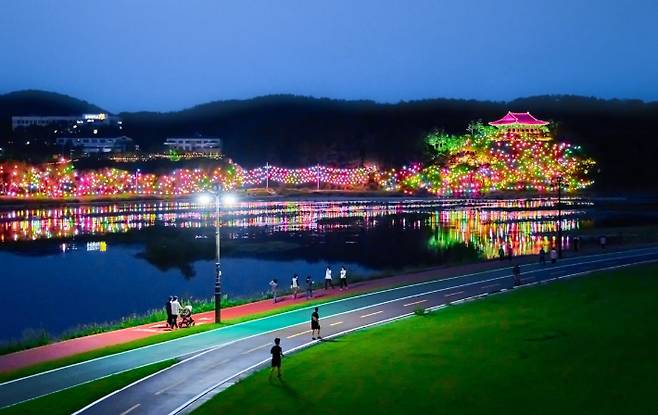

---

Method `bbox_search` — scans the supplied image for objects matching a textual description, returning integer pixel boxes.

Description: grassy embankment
[0,360,175,415]
[0,296,258,356]
[0,286,380,384]
[0,260,423,358]
[194,263,658,415]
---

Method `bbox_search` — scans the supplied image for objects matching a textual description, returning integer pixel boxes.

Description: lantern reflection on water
[0,198,589,259]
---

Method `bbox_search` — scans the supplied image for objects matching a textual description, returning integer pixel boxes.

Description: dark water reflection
[0,197,601,340]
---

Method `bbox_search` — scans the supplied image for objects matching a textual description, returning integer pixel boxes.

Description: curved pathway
[1,246,657,413]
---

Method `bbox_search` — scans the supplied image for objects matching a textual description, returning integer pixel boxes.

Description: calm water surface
[0,196,615,341]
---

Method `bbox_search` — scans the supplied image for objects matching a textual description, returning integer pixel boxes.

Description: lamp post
[198,188,238,324]
[213,188,222,323]
[556,176,563,259]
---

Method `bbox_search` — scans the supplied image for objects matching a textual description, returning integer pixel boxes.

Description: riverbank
[0,254,550,375]
[1,242,651,376]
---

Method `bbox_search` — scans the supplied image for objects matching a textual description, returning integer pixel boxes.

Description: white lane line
[403,299,427,307]
[240,343,271,355]
[154,379,185,396]
[120,403,140,415]
[481,284,499,290]
[287,330,312,339]
[445,291,464,297]
[360,311,384,318]
[330,321,343,326]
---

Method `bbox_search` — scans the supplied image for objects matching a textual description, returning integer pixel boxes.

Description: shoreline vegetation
[0,268,404,357]
[0,281,407,384]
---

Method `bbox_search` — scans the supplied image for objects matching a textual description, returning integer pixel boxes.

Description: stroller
[178,305,195,328]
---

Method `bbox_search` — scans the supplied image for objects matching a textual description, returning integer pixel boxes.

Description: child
[311,307,321,340]
[269,337,284,380]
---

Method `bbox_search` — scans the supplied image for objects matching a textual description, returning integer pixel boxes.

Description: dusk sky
[1,0,657,112]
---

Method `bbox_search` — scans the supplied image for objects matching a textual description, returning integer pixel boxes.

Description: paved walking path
[1,246,656,412]
[0,258,531,373]
[0,244,642,373]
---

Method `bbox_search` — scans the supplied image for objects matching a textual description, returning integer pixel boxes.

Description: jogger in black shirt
[269,337,283,380]
[311,307,321,340]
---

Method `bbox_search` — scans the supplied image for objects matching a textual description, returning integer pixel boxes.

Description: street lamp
[556,176,563,259]
[197,187,237,323]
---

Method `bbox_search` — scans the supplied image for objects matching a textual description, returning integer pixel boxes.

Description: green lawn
[0,360,175,415]
[194,263,658,415]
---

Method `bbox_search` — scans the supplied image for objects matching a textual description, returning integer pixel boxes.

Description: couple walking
[324,266,348,290]
[164,296,181,329]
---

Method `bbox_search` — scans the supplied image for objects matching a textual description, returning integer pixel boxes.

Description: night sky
[1,0,657,112]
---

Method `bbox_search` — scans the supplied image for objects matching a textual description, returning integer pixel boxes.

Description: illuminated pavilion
[489,111,551,141]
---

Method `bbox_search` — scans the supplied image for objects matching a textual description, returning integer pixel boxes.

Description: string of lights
[0,116,595,199]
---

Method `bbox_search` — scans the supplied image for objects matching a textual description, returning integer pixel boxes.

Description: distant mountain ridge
[0,90,105,116]
[2,90,658,191]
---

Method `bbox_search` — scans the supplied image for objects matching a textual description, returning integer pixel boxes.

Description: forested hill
[0,90,103,117]
[1,90,658,191]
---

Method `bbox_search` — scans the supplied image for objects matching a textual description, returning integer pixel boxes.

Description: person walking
[539,247,546,265]
[512,264,521,286]
[305,275,313,298]
[165,296,173,330]
[339,266,348,290]
[291,274,300,299]
[550,247,558,264]
[311,307,321,340]
[170,296,181,329]
[324,266,334,290]
[599,235,607,249]
[269,279,279,303]
[507,244,513,261]
[498,246,505,261]
[269,337,284,380]
[573,236,580,252]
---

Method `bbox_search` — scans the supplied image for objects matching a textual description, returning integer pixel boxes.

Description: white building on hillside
[164,137,222,152]
[12,113,122,130]
[55,136,134,153]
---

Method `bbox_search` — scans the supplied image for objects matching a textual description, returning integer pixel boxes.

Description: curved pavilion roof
[489,112,549,127]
